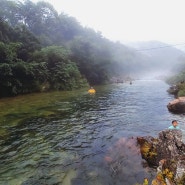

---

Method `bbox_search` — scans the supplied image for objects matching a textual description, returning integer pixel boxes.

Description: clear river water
[0,80,185,185]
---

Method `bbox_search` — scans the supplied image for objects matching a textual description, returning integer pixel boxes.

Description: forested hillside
[126,41,185,73]
[0,0,158,97]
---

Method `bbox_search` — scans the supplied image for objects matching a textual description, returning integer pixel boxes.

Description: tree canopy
[0,0,157,98]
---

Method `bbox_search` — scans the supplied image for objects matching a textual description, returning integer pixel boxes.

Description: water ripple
[0,80,184,185]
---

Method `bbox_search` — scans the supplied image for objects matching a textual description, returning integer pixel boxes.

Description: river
[0,80,184,185]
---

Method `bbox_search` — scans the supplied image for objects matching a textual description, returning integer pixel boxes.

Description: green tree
[70,34,113,85]
[0,19,16,42]
[0,0,22,27]
[32,46,87,90]
[0,42,21,63]
[14,25,41,61]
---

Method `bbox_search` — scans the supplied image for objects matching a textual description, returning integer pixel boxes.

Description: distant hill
[125,41,185,73]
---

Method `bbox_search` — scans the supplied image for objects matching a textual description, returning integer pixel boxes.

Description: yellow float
[88,87,96,94]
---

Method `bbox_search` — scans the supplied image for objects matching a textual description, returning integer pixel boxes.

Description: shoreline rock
[167,97,185,113]
[137,129,185,184]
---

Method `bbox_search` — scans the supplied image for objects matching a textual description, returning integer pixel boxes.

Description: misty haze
[1,0,185,185]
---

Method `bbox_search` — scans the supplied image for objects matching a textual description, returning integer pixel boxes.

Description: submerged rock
[137,129,185,184]
[104,137,155,184]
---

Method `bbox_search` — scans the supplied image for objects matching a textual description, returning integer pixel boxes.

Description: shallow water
[0,80,184,185]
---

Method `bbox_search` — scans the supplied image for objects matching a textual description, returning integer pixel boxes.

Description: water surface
[0,80,184,185]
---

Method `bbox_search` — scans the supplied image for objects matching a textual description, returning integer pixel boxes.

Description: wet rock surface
[137,129,185,184]
[167,97,185,113]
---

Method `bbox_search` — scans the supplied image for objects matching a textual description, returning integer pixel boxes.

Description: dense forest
[165,63,185,97]
[0,0,184,98]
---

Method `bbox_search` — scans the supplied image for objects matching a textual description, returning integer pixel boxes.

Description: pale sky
[32,0,185,45]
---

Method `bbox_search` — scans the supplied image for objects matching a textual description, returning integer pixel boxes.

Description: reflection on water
[0,80,184,185]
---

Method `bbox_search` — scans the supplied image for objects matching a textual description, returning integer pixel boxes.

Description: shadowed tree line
[166,62,185,97]
[0,0,151,98]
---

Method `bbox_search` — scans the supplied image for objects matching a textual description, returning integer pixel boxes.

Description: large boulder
[167,97,185,113]
[137,129,185,184]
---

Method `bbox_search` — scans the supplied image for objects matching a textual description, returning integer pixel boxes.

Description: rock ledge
[137,129,185,184]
